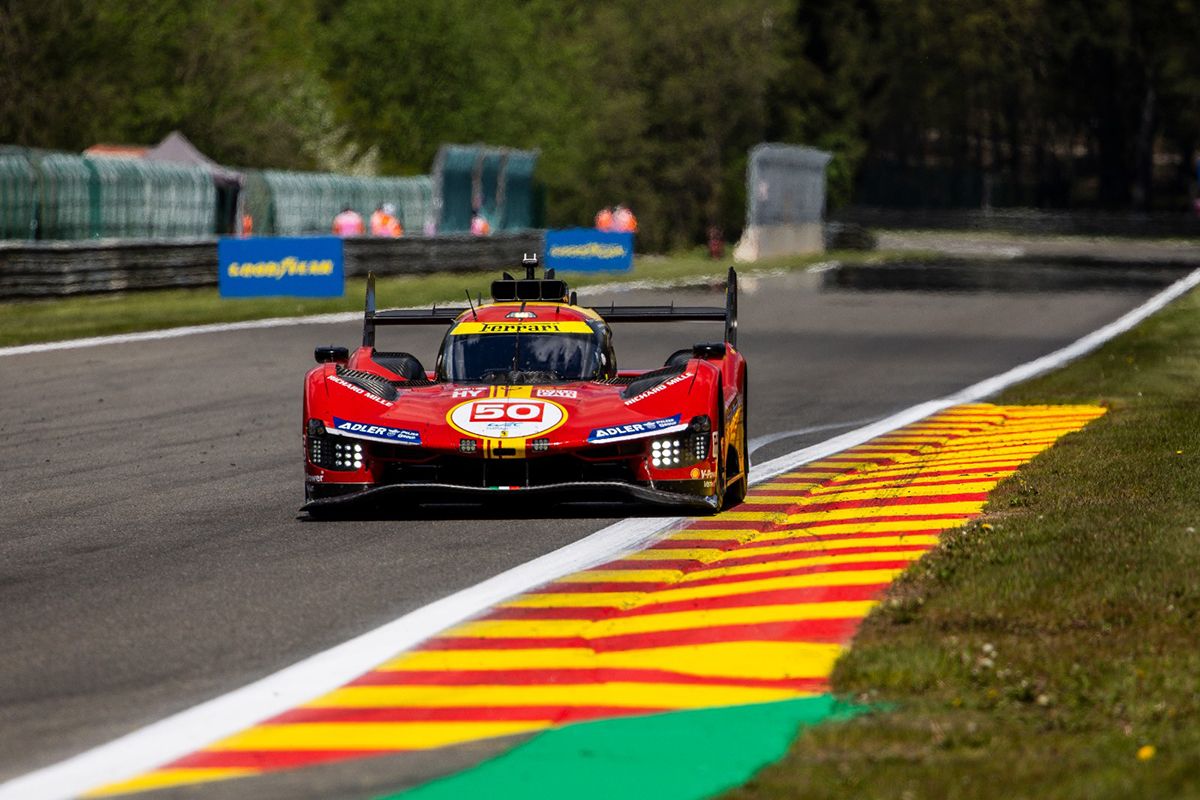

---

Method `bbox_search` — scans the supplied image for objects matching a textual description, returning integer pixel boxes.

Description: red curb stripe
[422,618,863,652]
[269,706,668,727]
[767,512,973,529]
[598,543,934,573]
[690,544,934,571]
[542,558,920,594]
[661,528,949,551]
[489,584,887,620]
[678,559,919,589]
[348,669,828,691]
[751,478,1000,496]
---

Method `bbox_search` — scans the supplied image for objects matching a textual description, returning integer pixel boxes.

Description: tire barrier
[0,232,544,300]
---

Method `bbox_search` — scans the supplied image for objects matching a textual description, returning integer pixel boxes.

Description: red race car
[302,257,747,515]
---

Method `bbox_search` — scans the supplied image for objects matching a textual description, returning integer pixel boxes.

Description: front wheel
[722,375,749,509]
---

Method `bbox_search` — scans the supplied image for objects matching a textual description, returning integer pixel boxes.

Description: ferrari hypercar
[302,257,748,515]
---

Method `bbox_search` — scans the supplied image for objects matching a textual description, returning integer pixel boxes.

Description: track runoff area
[3,267,1198,800]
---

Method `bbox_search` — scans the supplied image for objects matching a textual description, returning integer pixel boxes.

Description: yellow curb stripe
[379,641,844,679]
[96,403,1104,796]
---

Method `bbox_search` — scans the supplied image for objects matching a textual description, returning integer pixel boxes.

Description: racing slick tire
[722,373,749,509]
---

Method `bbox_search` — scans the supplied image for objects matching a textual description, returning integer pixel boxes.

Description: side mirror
[692,342,726,359]
[315,345,349,364]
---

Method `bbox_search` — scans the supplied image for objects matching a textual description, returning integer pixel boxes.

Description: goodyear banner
[544,228,633,272]
[217,236,344,298]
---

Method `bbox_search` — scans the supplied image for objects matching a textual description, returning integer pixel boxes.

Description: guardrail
[0,232,545,300]
[835,207,1200,239]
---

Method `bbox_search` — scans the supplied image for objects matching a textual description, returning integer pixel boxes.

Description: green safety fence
[433,144,540,233]
[1,143,528,241]
[0,147,38,239]
[2,150,215,240]
[87,157,215,238]
[479,150,503,223]
[35,153,94,240]
[356,175,434,234]
[434,145,478,234]
[500,151,537,230]
[243,169,434,236]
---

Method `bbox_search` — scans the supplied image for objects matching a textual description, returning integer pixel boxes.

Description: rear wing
[360,267,739,349]
[361,274,466,347]
[591,267,739,348]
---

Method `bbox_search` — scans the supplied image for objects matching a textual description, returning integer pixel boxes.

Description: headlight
[650,438,683,467]
[649,417,710,469]
[308,434,366,471]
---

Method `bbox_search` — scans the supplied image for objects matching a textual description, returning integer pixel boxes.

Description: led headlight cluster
[649,416,711,470]
[308,435,365,471]
[651,438,683,467]
[531,438,551,452]
[332,441,364,470]
[460,438,478,453]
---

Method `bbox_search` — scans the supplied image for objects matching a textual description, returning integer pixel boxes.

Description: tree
[0,0,331,169]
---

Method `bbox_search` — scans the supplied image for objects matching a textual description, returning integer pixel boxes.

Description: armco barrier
[835,207,1200,239]
[0,232,544,299]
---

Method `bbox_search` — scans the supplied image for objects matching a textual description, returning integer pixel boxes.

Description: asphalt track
[0,259,1184,794]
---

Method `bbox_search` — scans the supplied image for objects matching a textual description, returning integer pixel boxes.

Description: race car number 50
[448,398,567,438]
[470,401,544,422]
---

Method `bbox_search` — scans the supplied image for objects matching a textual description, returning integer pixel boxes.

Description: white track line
[748,416,882,457]
[0,272,744,359]
[2,267,1197,799]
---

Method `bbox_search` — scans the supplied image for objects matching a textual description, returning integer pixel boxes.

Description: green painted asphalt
[383,695,855,800]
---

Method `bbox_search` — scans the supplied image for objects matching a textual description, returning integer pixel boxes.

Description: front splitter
[301,480,717,514]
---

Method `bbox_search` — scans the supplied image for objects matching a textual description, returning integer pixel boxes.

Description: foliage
[0,0,334,168]
[3,0,1200,245]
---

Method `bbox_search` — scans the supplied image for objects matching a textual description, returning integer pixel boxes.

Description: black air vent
[335,366,399,402]
[620,366,687,400]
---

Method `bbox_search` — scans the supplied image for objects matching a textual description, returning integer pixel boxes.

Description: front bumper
[301,480,717,514]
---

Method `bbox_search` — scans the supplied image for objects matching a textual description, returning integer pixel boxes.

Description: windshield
[440,331,604,383]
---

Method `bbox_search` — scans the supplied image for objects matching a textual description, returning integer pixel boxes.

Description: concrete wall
[733,222,825,262]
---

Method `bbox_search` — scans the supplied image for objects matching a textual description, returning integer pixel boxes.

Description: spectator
[594,206,614,231]
[370,203,403,237]
[707,225,724,259]
[612,204,638,233]
[332,205,365,236]
[470,208,492,236]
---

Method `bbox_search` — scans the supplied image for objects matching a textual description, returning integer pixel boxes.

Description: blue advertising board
[217,236,345,298]
[544,228,633,273]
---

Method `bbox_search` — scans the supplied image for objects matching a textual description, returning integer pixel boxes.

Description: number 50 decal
[448,398,567,438]
[469,401,545,422]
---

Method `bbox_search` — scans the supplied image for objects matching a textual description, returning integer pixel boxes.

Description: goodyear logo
[226,257,334,280]
[218,236,344,298]
[452,321,593,335]
[548,243,627,259]
[544,229,634,274]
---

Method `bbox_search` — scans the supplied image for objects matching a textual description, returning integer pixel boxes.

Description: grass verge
[727,285,1200,799]
[0,249,912,348]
